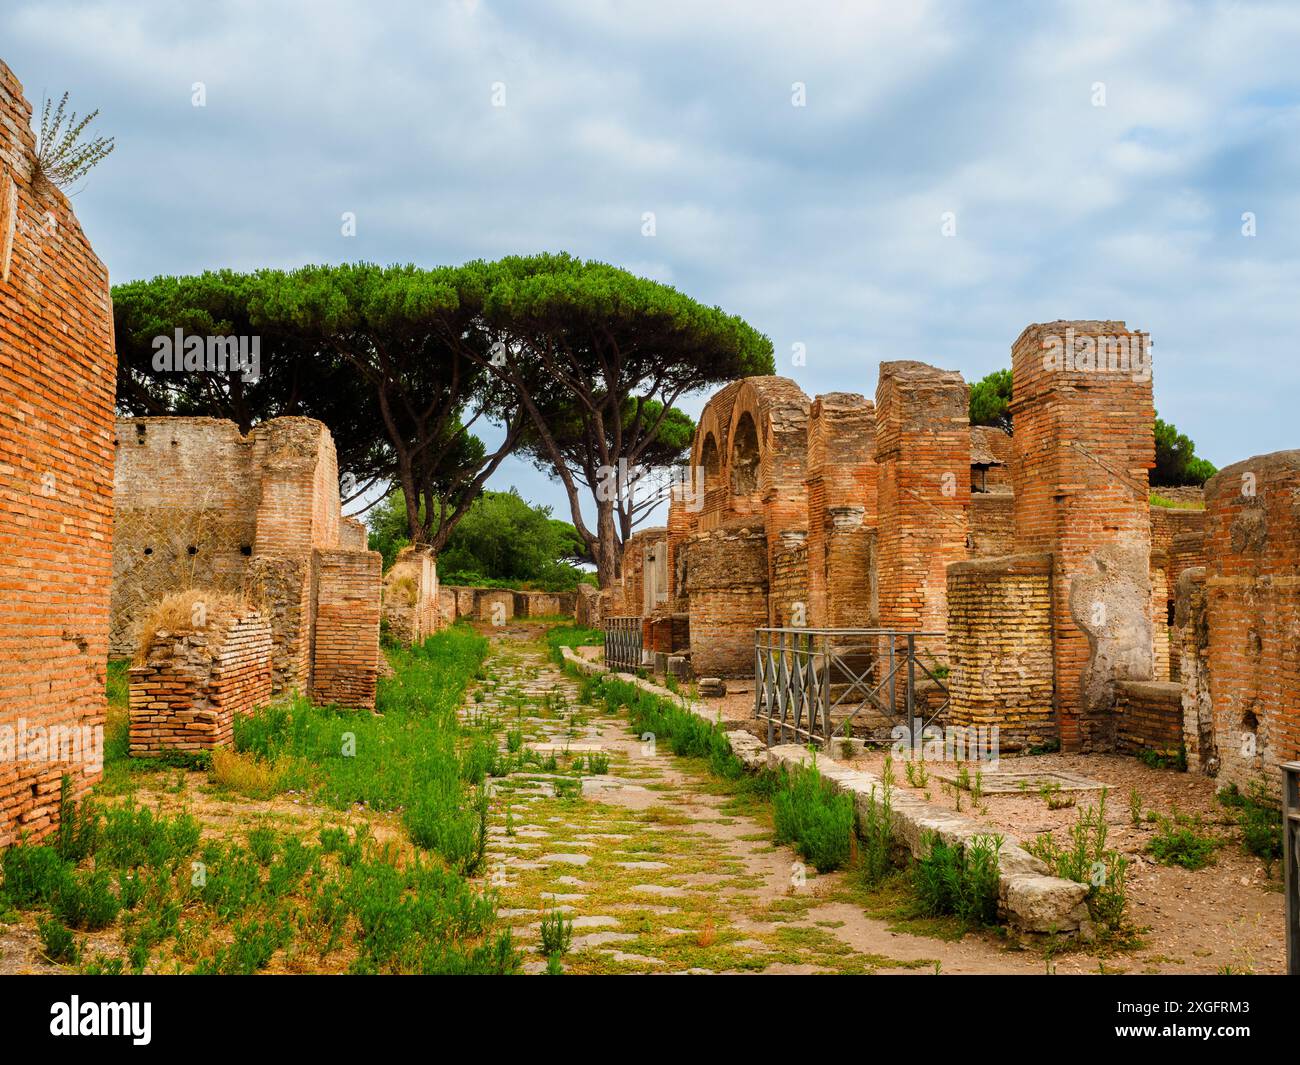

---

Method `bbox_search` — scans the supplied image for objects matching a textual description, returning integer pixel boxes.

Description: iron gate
[754,628,949,746]
[1285,761,1300,976]
[604,616,643,673]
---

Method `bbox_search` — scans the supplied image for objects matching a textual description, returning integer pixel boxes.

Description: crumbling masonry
[0,62,116,845]
[113,416,382,737]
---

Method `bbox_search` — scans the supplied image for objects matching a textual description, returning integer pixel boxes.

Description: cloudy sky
[4,0,1298,528]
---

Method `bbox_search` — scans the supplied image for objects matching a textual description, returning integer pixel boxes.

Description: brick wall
[1198,451,1300,799]
[770,528,809,628]
[243,555,312,692]
[875,361,970,641]
[113,416,342,658]
[683,522,768,677]
[576,584,602,627]
[1175,567,1216,775]
[310,549,381,709]
[1113,680,1183,759]
[1011,321,1155,751]
[380,545,440,645]
[805,392,876,629]
[947,554,1055,750]
[0,60,115,846]
[968,490,1016,558]
[128,610,272,757]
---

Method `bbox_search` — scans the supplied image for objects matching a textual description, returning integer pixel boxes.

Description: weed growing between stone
[773,762,856,873]
[1026,790,1131,937]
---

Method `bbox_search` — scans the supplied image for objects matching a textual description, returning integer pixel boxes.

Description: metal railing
[754,628,949,747]
[604,616,643,673]
[1285,761,1300,976]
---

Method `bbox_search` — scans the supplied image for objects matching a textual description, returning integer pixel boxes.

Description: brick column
[806,393,877,629]
[874,362,970,641]
[1011,321,1155,751]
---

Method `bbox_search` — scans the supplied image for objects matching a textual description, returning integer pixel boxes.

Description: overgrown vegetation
[1218,783,1283,874]
[1026,791,1130,935]
[33,91,115,189]
[773,763,856,874]
[0,625,519,974]
[546,623,605,666]
[913,832,1002,926]
[1146,813,1218,871]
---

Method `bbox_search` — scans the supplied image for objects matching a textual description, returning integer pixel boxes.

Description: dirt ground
[695,681,1286,974]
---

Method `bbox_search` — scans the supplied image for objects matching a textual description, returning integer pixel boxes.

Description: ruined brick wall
[1149,506,1207,682]
[683,522,768,677]
[692,381,743,533]
[112,416,343,657]
[0,61,115,845]
[968,491,1016,558]
[665,493,694,612]
[477,589,515,625]
[620,527,667,616]
[946,554,1055,751]
[1175,567,1216,775]
[970,426,1013,490]
[1197,451,1300,799]
[111,419,257,655]
[310,549,381,709]
[575,584,602,627]
[731,379,809,625]
[1011,321,1155,751]
[243,556,312,693]
[1113,680,1183,760]
[1151,553,1170,682]
[770,528,809,628]
[339,517,369,552]
[128,610,271,757]
[805,393,876,629]
[380,546,440,645]
[875,361,970,641]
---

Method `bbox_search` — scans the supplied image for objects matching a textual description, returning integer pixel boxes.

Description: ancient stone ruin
[113,416,382,747]
[0,61,116,845]
[609,319,1299,796]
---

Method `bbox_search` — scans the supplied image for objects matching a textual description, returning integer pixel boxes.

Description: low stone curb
[560,647,1090,934]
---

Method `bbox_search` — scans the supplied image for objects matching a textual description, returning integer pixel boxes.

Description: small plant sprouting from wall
[33,93,115,189]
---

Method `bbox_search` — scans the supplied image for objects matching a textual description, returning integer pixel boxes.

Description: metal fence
[754,628,949,747]
[1285,761,1300,976]
[604,616,643,673]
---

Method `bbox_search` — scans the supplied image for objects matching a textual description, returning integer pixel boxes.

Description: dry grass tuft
[134,588,249,663]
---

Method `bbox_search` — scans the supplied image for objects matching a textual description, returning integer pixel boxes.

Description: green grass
[5,625,519,975]
[1149,492,1205,510]
[913,832,1002,926]
[1147,813,1218,871]
[545,623,605,665]
[772,763,855,873]
[1219,782,1283,873]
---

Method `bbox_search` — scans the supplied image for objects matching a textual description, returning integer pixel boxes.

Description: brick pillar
[874,362,969,641]
[1200,451,1300,799]
[806,393,877,629]
[1011,321,1155,751]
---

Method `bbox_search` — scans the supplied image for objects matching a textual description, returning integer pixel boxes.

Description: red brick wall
[1011,321,1155,751]
[1199,451,1300,799]
[875,361,970,642]
[128,611,272,756]
[310,549,381,709]
[968,491,1016,558]
[805,393,876,629]
[0,61,115,846]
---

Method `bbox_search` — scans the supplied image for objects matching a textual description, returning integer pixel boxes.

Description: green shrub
[403,785,488,877]
[773,763,855,873]
[1,844,69,908]
[1147,814,1217,870]
[914,832,1002,925]
[52,869,121,931]
[38,916,78,964]
[540,908,574,956]
[1219,783,1283,872]
[1027,791,1129,931]
[859,761,896,888]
